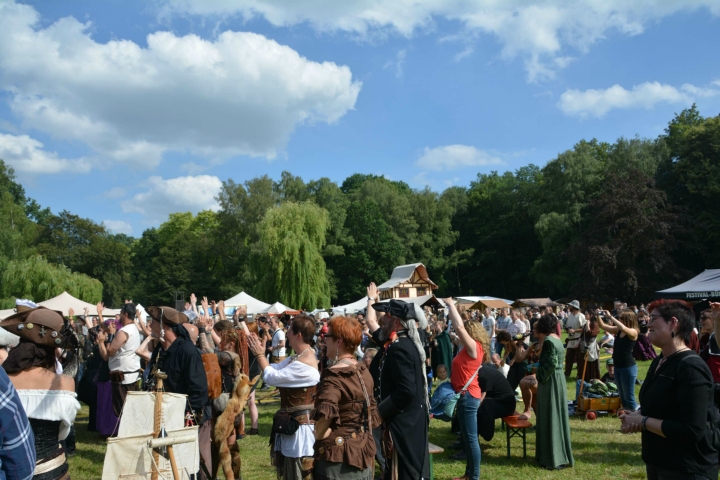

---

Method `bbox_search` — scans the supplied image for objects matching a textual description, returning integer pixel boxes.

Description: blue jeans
[614,364,638,411]
[457,393,482,480]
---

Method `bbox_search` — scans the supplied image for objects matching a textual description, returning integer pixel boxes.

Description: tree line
[0,106,717,310]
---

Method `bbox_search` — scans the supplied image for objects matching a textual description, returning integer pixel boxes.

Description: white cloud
[383,50,406,78]
[0,132,91,174]
[157,0,719,82]
[102,187,127,199]
[121,175,222,222]
[103,220,133,235]
[0,1,361,169]
[416,145,504,171]
[558,81,720,118]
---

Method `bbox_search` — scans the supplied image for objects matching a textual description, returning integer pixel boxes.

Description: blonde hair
[465,320,491,363]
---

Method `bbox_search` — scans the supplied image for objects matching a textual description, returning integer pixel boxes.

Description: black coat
[373,329,430,480]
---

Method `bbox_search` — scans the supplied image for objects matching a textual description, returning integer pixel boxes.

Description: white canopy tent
[0,309,15,320]
[332,296,369,315]
[37,291,119,317]
[223,291,272,315]
[456,295,513,306]
[261,302,299,315]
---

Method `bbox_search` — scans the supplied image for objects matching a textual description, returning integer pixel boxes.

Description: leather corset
[280,385,317,409]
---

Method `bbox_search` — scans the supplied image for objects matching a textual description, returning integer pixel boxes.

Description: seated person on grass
[600,358,615,383]
[435,364,449,384]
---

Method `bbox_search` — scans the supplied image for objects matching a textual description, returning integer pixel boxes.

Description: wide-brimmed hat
[146,306,188,325]
[372,299,428,329]
[568,300,581,310]
[0,306,67,348]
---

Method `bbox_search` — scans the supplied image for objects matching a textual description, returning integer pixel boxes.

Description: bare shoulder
[299,355,319,371]
[58,374,76,391]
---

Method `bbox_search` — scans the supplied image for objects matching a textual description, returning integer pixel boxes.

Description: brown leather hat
[0,307,67,348]
[146,306,188,326]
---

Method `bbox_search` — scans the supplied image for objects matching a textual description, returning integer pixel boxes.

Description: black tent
[655,269,720,300]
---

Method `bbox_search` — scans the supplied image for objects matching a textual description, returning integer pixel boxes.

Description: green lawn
[69,355,651,480]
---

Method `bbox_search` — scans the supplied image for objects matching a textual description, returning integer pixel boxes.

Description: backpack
[201,353,223,400]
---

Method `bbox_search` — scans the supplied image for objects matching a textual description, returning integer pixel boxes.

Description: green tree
[334,200,405,303]
[571,169,689,302]
[252,202,331,310]
[0,255,102,308]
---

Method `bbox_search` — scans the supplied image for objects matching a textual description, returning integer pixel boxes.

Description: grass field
[68,353,651,480]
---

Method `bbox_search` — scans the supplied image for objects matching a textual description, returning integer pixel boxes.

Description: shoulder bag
[443,362,483,418]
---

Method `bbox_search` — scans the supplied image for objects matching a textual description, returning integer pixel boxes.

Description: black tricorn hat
[372,299,415,320]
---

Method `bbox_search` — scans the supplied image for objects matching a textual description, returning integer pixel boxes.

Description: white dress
[263,357,320,458]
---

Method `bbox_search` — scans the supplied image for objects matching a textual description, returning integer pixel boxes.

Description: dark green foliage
[0,107,717,307]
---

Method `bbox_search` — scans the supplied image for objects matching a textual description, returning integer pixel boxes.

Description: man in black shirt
[477,365,517,440]
[146,306,211,480]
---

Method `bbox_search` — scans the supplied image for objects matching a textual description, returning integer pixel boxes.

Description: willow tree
[0,255,103,308]
[252,202,331,310]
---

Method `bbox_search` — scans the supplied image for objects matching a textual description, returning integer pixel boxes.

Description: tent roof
[456,295,513,305]
[380,294,441,309]
[223,291,272,314]
[261,302,300,315]
[38,291,118,317]
[468,298,512,310]
[655,269,720,300]
[0,309,16,320]
[377,263,438,291]
[332,296,369,314]
[512,298,559,308]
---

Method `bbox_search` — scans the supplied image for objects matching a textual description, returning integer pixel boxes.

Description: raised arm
[597,312,619,335]
[366,282,380,334]
[441,298,477,358]
[190,293,199,315]
[605,311,638,340]
[218,300,226,321]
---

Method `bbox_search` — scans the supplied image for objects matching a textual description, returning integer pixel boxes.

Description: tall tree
[571,169,689,302]
[252,202,331,310]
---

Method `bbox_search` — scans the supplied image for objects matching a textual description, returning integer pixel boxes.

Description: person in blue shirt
[0,366,36,480]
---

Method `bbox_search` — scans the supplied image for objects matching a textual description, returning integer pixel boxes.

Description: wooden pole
[152,372,166,480]
[167,445,180,480]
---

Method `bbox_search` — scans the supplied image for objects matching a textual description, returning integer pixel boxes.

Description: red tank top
[451,341,483,399]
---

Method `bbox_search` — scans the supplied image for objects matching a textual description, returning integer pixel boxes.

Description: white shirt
[263,358,320,458]
[109,323,141,384]
[271,329,286,358]
[565,312,587,348]
[506,319,527,337]
[18,390,81,440]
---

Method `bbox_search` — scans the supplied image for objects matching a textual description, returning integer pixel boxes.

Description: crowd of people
[0,290,719,480]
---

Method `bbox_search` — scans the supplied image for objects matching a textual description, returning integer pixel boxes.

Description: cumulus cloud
[558,81,720,118]
[157,0,719,82]
[103,220,133,235]
[0,132,91,174]
[0,1,361,169]
[416,145,503,171]
[121,175,222,222]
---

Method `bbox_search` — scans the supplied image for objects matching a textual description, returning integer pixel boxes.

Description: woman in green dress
[534,313,574,470]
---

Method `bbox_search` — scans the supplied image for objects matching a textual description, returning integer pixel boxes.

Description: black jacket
[639,351,718,478]
[373,329,430,480]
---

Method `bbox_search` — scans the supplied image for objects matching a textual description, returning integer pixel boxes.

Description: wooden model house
[377,263,438,300]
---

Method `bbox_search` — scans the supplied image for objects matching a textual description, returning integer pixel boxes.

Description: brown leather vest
[279,385,317,410]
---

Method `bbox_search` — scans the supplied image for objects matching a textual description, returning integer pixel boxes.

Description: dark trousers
[111,381,138,417]
[564,346,580,377]
[646,464,711,480]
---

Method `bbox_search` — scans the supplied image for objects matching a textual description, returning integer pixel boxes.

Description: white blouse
[17,389,81,440]
[263,358,320,458]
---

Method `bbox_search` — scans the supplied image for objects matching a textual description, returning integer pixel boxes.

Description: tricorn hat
[568,300,581,310]
[0,306,67,348]
[146,306,188,325]
[372,299,428,329]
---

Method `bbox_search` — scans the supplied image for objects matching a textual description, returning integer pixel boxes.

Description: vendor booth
[655,269,720,300]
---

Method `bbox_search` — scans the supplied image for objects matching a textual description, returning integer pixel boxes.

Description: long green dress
[536,335,575,469]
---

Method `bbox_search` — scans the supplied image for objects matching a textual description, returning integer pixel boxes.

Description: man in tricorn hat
[365,283,430,480]
[145,306,211,479]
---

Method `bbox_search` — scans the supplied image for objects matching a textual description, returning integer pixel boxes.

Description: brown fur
[213,374,260,480]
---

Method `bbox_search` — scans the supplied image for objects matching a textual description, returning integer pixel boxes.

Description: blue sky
[0,0,718,236]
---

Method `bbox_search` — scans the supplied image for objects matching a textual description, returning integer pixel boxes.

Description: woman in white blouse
[249,315,320,480]
[1,304,81,480]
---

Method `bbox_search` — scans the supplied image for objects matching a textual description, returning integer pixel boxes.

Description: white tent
[224,291,272,315]
[0,309,15,320]
[261,302,299,315]
[37,292,119,317]
[456,295,513,306]
[332,296,369,315]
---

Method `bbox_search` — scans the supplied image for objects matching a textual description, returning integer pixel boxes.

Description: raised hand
[96,302,104,317]
[108,322,117,335]
[96,331,107,343]
[709,302,720,320]
[68,308,75,317]
[201,297,210,316]
[247,333,264,356]
[190,293,197,305]
[367,282,379,301]
[185,302,191,311]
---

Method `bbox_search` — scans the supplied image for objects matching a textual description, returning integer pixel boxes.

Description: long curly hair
[465,320,491,363]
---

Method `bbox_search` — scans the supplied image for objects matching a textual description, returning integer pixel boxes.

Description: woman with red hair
[312,316,379,480]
